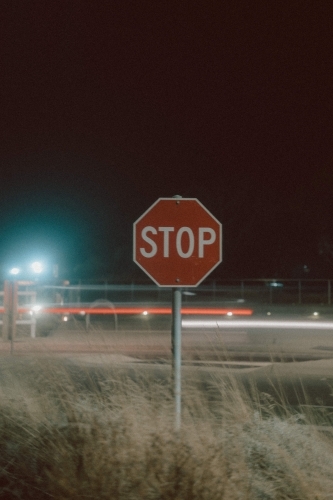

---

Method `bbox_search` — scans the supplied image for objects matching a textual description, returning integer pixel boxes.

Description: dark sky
[0,1,332,280]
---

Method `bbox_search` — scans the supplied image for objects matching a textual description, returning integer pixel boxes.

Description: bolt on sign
[133,198,222,287]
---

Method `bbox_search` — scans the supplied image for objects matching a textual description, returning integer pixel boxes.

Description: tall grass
[0,356,332,499]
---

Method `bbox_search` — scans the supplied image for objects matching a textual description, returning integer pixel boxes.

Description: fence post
[31,317,36,338]
[2,281,10,341]
[328,280,331,306]
[10,281,18,355]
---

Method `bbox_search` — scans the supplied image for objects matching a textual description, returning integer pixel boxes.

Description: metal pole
[10,281,18,355]
[328,280,331,306]
[109,301,118,331]
[172,287,182,432]
[31,317,36,339]
[3,281,10,341]
[269,282,272,304]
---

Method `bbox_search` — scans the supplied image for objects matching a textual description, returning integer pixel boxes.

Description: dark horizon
[1,2,332,281]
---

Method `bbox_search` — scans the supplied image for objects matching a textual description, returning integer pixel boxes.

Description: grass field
[0,355,332,499]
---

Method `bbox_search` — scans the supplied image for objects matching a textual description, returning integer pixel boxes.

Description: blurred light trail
[0,306,253,316]
[182,319,333,330]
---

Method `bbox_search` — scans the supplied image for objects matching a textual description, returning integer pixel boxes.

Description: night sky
[1,1,332,281]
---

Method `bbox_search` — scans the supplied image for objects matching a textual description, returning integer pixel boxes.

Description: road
[5,302,333,361]
[2,308,333,412]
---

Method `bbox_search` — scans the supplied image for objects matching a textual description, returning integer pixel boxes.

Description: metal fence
[1,279,333,339]
[34,279,333,306]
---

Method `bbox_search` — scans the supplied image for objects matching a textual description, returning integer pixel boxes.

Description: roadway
[7,301,333,362]
[3,303,333,413]
[80,301,333,363]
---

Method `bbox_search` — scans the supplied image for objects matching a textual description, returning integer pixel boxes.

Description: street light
[30,261,43,274]
[9,262,44,277]
[9,267,20,276]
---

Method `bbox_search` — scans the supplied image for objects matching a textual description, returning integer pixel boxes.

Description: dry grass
[0,357,332,499]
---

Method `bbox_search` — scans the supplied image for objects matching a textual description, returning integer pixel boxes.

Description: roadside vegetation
[0,356,332,499]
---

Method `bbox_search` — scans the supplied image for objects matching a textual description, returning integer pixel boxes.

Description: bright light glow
[10,267,20,275]
[31,262,43,274]
[313,312,319,316]
[269,281,283,287]
[226,312,233,316]
[142,310,149,316]
[79,311,86,316]
[63,316,68,322]
[267,312,271,315]
[182,319,333,330]
[31,305,42,313]
[34,306,253,315]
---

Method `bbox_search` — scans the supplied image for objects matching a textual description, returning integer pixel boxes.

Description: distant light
[63,316,68,322]
[30,304,42,315]
[267,312,272,316]
[269,281,283,287]
[142,310,148,316]
[79,311,86,316]
[226,311,233,316]
[313,312,319,316]
[31,262,43,274]
[10,267,20,275]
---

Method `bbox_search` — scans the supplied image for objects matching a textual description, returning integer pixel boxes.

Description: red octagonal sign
[133,198,222,287]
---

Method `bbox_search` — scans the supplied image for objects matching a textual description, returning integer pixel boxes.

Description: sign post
[133,197,222,430]
[171,286,182,430]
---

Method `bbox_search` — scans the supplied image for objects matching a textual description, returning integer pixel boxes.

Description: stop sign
[133,198,222,287]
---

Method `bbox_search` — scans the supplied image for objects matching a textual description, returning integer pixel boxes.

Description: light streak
[182,319,333,330]
[0,306,253,316]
